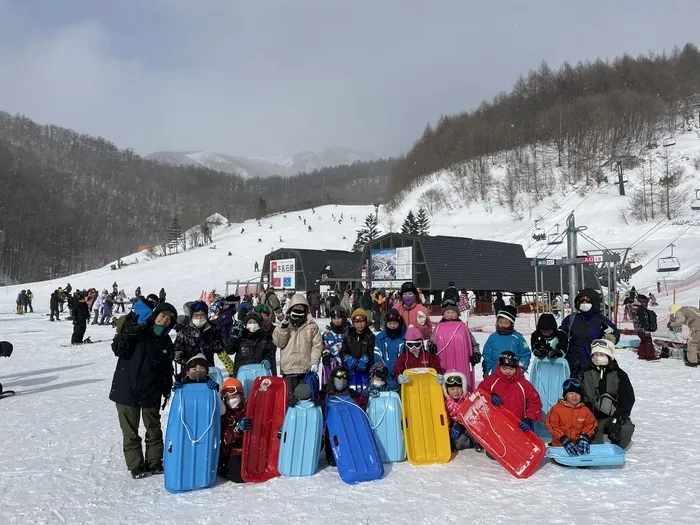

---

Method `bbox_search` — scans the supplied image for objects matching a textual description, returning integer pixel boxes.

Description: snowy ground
[1,309,699,525]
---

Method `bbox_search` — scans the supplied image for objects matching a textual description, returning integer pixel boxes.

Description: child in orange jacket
[546,378,598,456]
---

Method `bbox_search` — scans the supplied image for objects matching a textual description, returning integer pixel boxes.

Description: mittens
[561,437,579,457]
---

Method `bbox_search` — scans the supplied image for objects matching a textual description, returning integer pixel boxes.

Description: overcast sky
[1,1,699,158]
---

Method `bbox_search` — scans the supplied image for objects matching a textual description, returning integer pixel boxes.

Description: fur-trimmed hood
[441,370,468,398]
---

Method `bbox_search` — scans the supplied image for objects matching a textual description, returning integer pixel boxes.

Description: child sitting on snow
[545,378,597,456]
[482,306,530,376]
[219,378,251,482]
[367,362,400,397]
[478,351,542,435]
[530,313,568,359]
[442,371,472,451]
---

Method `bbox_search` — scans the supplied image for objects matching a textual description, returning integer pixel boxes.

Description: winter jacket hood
[441,370,468,398]
[286,293,310,313]
[575,288,601,313]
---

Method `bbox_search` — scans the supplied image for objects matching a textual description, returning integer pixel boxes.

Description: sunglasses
[406,341,423,349]
[563,378,582,390]
[352,316,367,323]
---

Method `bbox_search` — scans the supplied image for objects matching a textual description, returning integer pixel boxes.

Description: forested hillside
[387,43,700,209]
[0,113,392,283]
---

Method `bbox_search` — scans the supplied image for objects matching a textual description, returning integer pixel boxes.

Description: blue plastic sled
[236,364,271,398]
[349,371,369,394]
[546,444,626,467]
[367,391,406,463]
[304,371,320,402]
[326,396,384,484]
[208,367,223,388]
[530,358,570,439]
[164,383,221,493]
[278,400,323,476]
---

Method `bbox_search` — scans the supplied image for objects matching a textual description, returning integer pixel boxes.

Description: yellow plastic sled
[401,368,451,466]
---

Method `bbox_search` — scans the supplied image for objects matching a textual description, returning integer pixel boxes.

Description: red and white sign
[270,258,295,289]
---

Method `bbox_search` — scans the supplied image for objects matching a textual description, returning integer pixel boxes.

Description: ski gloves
[518,418,533,432]
[368,387,380,398]
[310,364,319,374]
[561,437,579,456]
[608,418,623,443]
[234,417,252,434]
[397,374,410,385]
[343,356,357,370]
[230,322,244,340]
[357,355,370,372]
[469,352,482,366]
[491,393,503,407]
[561,434,591,456]
[261,360,272,371]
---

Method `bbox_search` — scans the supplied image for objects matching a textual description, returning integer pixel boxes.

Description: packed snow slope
[1,312,699,525]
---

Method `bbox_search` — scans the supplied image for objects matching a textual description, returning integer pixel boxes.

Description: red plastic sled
[241,376,288,482]
[456,390,546,479]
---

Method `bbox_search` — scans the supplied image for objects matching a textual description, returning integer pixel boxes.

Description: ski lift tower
[608,148,633,196]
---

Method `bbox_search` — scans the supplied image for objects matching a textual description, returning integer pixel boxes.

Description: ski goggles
[445,376,463,387]
[562,378,582,390]
[333,370,349,380]
[498,355,519,368]
[222,386,243,397]
[442,299,457,307]
[352,315,367,323]
[191,300,208,313]
[254,304,270,314]
[406,341,423,349]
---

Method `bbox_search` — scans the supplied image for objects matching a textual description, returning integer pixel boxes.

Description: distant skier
[113,282,119,295]
[254,261,259,272]
[308,225,313,232]
[71,294,90,344]
[241,228,245,234]
[25,289,34,313]
[50,290,62,321]
[159,288,166,303]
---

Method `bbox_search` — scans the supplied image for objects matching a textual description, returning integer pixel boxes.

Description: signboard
[371,281,399,290]
[370,246,413,282]
[582,255,603,264]
[536,259,556,266]
[270,258,296,289]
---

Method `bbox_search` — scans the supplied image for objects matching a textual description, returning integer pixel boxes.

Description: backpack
[647,310,658,333]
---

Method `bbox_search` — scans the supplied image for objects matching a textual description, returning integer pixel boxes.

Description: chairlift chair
[657,244,680,273]
[547,223,564,245]
[662,137,676,147]
[532,219,546,241]
[691,189,700,211]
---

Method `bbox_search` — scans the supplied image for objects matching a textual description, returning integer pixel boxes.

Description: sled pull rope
[479,395,508,459]
[179,389,217,445]
[435,326,459,356]
[329,396,373,427]
[369,396,392,430]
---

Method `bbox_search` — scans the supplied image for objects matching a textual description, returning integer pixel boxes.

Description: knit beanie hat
[186,353,208,369]
[497,305,517,324]
[405,326,423,342]
[562,378,583,397]
[442,301,460,315]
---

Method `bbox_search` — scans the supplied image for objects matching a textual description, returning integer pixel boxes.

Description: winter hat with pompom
[405,325,423,342]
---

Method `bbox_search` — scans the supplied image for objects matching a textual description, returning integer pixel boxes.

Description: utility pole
[566,212,578,308]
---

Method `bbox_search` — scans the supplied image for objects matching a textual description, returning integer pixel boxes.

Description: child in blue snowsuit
[322,306,350,362]
[367,362,400,397]
[482,305,530,376]
[373,309,405,378]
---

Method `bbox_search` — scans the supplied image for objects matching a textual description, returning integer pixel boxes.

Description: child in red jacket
[478,351,542,433]
[218,378,251,482]
[394,326,444,380]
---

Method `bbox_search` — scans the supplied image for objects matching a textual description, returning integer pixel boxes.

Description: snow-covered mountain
[146,146,377,178]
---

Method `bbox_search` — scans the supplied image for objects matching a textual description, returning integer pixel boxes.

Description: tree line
[386,43,700,218]
[0,111,393,283]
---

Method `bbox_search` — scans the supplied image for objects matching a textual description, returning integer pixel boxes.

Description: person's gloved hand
[207,379,219,391]
[172,380,182,391]
[261,360,271,371]
[470,351,482,365]
[357,355,370,372]
[368,387,379,398]
[491,393,502,407]
[449,425,463,441]
[321,350,331,365]
[173,351,185,364]
[576,434,590,455]
[310,364,319,374]
[518,418,533,432]
[436,374,444,385]
[548,348,564,359]
[533,346,548,358]
[230,322,244,340]
[397,374,410,385]
[416,311,427,326]
[561,437,579,457]
[666,321,672,330]
[608,417,623,443]
[235,417,252,433]
[343,356,357,370]
[280,314,290,329]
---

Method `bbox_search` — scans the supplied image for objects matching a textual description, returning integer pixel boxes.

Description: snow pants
[637,333,656,360]
[311,305,320,318]
[27,301,33,313]
[593,416,635,449]
[50,308,60,321]
[116,403,163,471]
[283,373,306,392]
[71,322,87,344]
[218,453,244,483]
[686,332,700,364]
[91,310,100,324]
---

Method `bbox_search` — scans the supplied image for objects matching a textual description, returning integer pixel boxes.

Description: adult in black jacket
[582,339,635,449]
[49,290,62,321]
[225,312,277,375]
[71,295,91,344]
[530,313,569,358]
[109,302,178,479]
[443,282,459,305]
[493,292,506,316]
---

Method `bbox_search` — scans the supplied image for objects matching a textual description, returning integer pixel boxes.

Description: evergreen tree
[352,213,381,252]
[257,196,268,219]
[401,210,419,235]
[416,207,430,235]
[168,217,182,253]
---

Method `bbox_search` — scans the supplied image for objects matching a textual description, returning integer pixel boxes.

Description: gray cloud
[1,0,699,158]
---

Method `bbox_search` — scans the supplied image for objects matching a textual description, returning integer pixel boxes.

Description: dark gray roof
[529,260,599,294]
[263,248,357,290]
[324,257,362,280]
[417,234,535,292]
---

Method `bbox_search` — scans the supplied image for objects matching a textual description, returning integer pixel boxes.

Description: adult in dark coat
[493,292,506,316]
[71,295,91,344]
[560,288,619,378]
[109,302,177,478]
[443,282,460,305]
[50,290,62,321]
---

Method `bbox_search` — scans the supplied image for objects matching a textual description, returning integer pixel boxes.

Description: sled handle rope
[476,394,508,459]
[179,388,217,445]
[435,326,460,357]
[368,395,393,430]
[328,395,373,427]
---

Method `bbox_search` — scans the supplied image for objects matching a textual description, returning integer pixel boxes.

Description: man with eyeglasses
[560,288,619,378]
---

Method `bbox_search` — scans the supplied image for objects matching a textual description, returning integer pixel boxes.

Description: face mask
[189,370,206,382]
[290,312,306,327]
[578,303,593,312]
[247,323,260,333]
[402,295,416,306]
[192,317,207,328]
[371,379,385,389]
[153,325,166,336]
[496,325,514,335]
[592,354,610,367]
[226,397,242,410]
[333,378,348,391]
